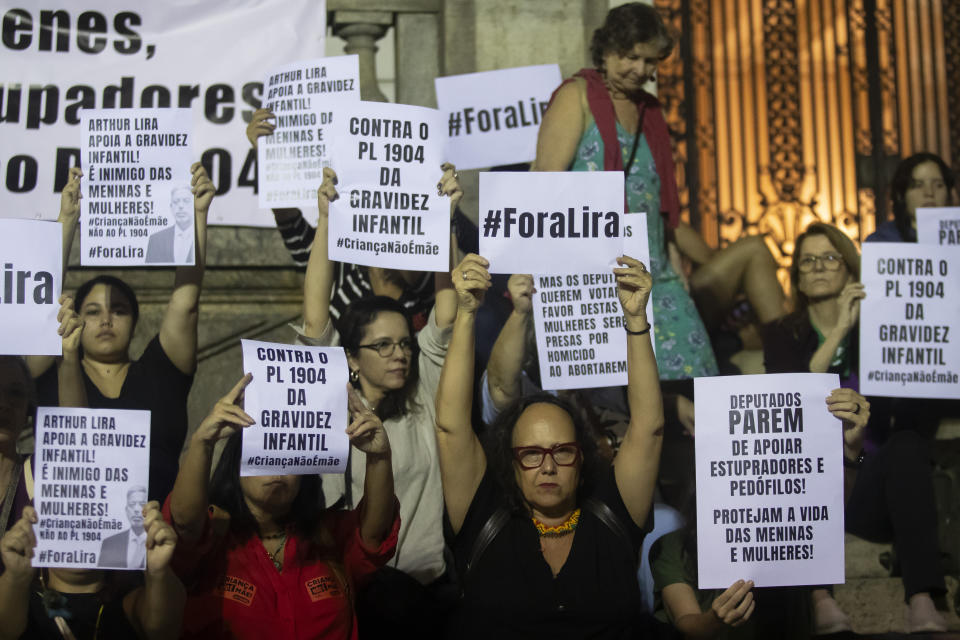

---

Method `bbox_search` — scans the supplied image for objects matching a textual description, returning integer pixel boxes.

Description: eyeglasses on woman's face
[797,253,843,273]
[511,442,582,470]
[356,338,415,358]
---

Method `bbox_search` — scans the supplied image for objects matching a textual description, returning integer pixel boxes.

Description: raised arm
[808,283,864,373]
[346,386,396,546]
[532,81,584,171]
[612,255,663,527]
[0,508,38,640]
[301,169,339,338]
[825,387,870,502]
[158,162,213,375]
[127,502,186,640]
[434,163,464,330]
[169,375,254,541]
[435,254,491,533]
[56,294,87,407]
[486,274,535,413]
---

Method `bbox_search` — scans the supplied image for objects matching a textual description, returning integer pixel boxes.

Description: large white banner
[0,1,326,227]
[81,108,193,266]
[694,374,845,589]
[479,172,624,275]
[33,407,150,570]
[859,244,960,398]
[257,55,360,209]
[531,214,653,390]
[0,219,61,355]
[916,207,960,246]
[435,64,561,170]
[239,339,350,476]
[327,102,450,272]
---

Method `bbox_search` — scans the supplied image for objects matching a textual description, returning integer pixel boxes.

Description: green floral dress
[571,122,718,379]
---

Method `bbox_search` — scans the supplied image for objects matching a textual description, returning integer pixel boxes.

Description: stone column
[332,11,393,103]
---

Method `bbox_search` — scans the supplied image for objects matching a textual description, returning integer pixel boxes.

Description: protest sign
[435,64,561,170]
[479,171,624,275]
[0,219,61,355]
[916,207,960,246]
[80,108,193,266]
[33,407,150,570]
[694,373,844,589]
[859,244,960,398]
[240,339,349,476]
[257,55,359,209]
[531,213,653,390]
[0,0,325,228]
[327,102,449,271]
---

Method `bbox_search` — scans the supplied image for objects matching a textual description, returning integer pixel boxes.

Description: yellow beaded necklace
[532,508,581,537]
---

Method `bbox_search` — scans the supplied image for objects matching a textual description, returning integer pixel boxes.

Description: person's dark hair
[484,393,601,515]
[591,2,676,69]
[789,223,860,310]
[0,356,37,423]
[209,432,329,546]
[890,152,955,241]
[73,275,140,329]
[336,296,419,422]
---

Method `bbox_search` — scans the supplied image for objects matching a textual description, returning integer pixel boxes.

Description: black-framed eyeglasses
[511,442,582,470]
[797,253,843,273]
[356,338,415,358]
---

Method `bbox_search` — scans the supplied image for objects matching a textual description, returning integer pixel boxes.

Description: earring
[349,369,359,383]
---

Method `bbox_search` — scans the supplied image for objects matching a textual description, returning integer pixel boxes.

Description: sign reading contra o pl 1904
[859,243,960,398]
[694,373,844,589]
[240,339,349,477]
[33,407,150,571]
[0,219,62,355]
[81,108,193,267]
[532,213,653,390]
[479,171,624,275]
[257,55,360,209]
[327,101,450,272]
[916,207,960,246]
[435,64,561,170]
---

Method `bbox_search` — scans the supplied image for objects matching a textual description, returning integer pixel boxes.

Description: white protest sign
[33,407,150,570]
[531,213,653,390]
[0,219,61,355]
[694,373,844,589]
[916,207,960,246]
[80,108,193,266]
[479,171,624,275]
[859,244,960,398]
[0,0,325,228]
[257,55,360,209]
[240,339,349,476]
[435,64,561,170]
[327,102,449,271]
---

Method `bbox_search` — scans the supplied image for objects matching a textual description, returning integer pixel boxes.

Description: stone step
[833,576,960,635]
[845,533,894,579]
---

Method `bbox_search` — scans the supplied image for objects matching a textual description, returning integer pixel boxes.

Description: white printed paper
[0,219,62,355]
[327,102,450,271]
[0,0,326,228]
[532,214,653,390]
[436,64,562,170]
[258,56,360,209]
[694,374,844,589]
[33,407,150,570]
[916,207,960,246]
[240,339,349,476]
[80,108,193,266]
[859,244,960,398]
[479,172,624,275]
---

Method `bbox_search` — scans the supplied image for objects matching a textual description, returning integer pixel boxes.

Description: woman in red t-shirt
[163,377,400,640]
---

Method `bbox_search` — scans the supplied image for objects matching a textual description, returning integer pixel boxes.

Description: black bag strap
[465,506,510,579]
[583,497,636,566]
[623,103,647,178]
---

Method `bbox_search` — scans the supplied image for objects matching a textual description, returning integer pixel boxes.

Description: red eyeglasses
[511,442,582,470]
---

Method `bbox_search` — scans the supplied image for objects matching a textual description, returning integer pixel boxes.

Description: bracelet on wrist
[842,449,865,469]
[624,322,651,336]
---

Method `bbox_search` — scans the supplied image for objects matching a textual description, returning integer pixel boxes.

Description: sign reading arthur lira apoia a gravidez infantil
[240,339,349,476]
[327,102,449,272]
[859,243,959,398]
[258,55,360,210]
[81,108,193,267]
[33,407,150,570]
[694,374,844,589]
[0,219,62,355]
[916,207,960,246]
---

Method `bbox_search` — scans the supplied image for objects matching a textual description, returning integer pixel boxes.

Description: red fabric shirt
[162,497,399,640]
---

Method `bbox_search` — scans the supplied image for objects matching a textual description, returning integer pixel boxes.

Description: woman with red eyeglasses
[435,253,663,638]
